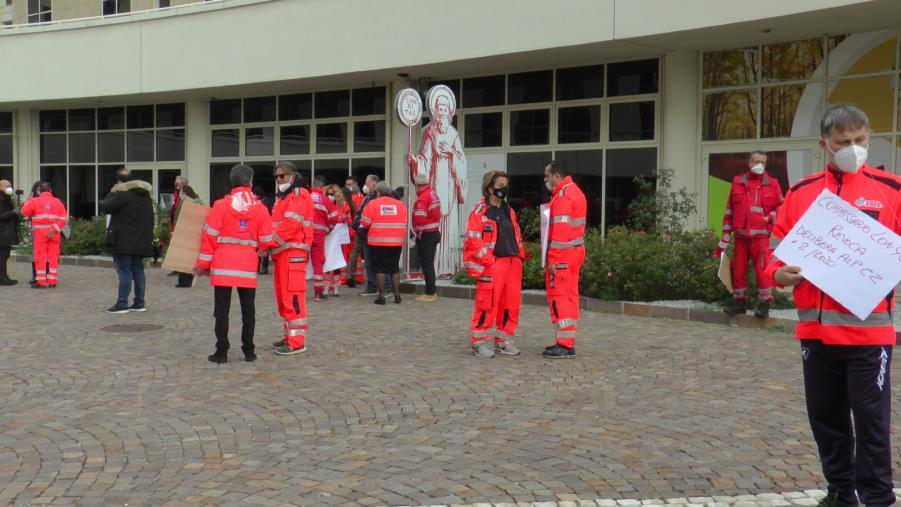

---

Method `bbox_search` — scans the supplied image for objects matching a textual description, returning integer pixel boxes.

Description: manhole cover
[101,324,164,333]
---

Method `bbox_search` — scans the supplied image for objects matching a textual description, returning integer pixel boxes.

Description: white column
[13,108,38,191]
[660,50,701,229]
[184,98,210,203]
[387,79,412,189]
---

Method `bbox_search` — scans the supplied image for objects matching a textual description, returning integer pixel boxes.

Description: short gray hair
[749,150,767,158]
[376,182,392,196]
[820,104,870,138]
[365,174,380,184]
[175,175,188,184]
[229,164,254,188]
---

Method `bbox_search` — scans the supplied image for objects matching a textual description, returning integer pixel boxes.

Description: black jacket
[0,193,19,247]
[99,180,155,257]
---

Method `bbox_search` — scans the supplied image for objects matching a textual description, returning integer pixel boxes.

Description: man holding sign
[766,105,896,507]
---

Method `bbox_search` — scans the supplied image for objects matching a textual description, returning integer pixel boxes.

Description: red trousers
[470,256,523,344]
[273,254,308,349]
[546,246,585,348]
[732,236,773,302]
[311,232,326,294]
[33,228,60,287]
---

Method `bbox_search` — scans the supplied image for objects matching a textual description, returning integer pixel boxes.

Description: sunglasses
[275,173,291,180]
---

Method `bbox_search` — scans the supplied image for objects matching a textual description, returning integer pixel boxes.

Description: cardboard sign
[162,201,211,274]
[773,189,901,319]
[305,225,349,279]
[718,251,733,293]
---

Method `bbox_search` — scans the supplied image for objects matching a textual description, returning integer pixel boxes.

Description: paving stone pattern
[0,263,898,506]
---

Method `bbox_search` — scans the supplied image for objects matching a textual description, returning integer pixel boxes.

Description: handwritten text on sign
[772,189,901,320]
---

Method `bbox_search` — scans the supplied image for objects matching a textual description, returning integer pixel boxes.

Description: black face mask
[492,187,507,200]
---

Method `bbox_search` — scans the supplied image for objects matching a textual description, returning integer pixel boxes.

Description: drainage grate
[101,324,164,333]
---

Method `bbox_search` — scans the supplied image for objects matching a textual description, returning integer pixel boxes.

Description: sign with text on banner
[772,189,901,320]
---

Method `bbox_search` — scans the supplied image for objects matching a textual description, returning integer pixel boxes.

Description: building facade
[1,0,900,240]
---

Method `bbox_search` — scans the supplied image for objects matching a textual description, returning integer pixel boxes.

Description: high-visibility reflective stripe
[428,203,440,210]
[413,223,439,232]
[797,309,892,327]
[556,330,577,338]
[770,237,781,249]
[551,215,571,224]
[259,234,274,242]
[484,242,496,249]
[197,253,213,261]
[368,237,404,244]
[218,237,258,247]
[571,218,586,226]
[750,206,764,213]
[471,330,489,339]
[286,328,305,337]
[493,330,514,340]
[313,224,330,232]
[556,318,578,329]
[749,229,769,235]
[718,240,729,249]
[204,225,220,236]
[286,318,307,327]
[210,269,257,279]
[313,204,328,212]
[48,268,58,273]
[370,223,406,229]
[271,242,311,254]
[467,231,481,238]
[283,212,306,222]
[413,210,428,217]
[31,214,67,220]
[722,224,733,231]
[758,288,773,294]
[273,221,281,227]
[32,224,54,229]
[478,276,493,282]
[464,262,484,272]
[733,288,748,294]
[474,248,488,259]
[550,238,584,248]
[725,209,733,215]
[327,211,339,219]
[550,263,568,269]
[361,216,372,224]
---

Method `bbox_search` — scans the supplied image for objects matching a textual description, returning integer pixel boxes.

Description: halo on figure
[394,88,423,127]
[426,85,456,119]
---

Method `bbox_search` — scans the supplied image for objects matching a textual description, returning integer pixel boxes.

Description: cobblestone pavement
[0,263,898,506]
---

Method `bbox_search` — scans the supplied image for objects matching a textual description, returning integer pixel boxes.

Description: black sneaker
[31,284,46,289]
[272,339,286,348]
[167,271,178,277]
[542,344,576,359]
[129,305,146,312]
[0,278,17,286]
[107,305,130,314]
[723,299,747,316]
[244,351,257,362]
[374,297,386,305]
[346,280,356,288]
[816,492,858,507]
[207,351,228,364]
[754,301,770,318]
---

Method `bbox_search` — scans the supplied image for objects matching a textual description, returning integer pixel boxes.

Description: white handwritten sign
[773,189,901,320]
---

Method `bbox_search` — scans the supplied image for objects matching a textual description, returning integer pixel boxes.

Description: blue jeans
[113,254,146,308]
[361,238,392,292]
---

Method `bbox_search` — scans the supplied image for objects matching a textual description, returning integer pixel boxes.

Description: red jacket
[412,186,440,235]
[547,176,587,266]
[310,187,340,236]
[196,187,274,288]
[360,196,407,247]
[271,187,314,258]
[21,192,68,232]
[765,164,901,346]
[463,199,525,278]
[721,172,783,248]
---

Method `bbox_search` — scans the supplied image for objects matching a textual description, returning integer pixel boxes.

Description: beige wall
[53,0,100,20]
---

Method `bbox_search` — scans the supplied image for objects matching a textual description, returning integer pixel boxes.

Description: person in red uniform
[542,161,586,359]
[767,105,895,507]
[360,182,407,305]
[716,151,783,318]
[269,162,315,357]
[21,181,67,288]
[345,176,368,287]
[324,184,353,296]
[310,176,340,301]
[412,173,441,302]
[195,164,274,364]
[463,171,525,358]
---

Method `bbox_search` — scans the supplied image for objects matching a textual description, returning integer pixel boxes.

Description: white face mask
[362,185,370,195]
[828,144,868,174]
[750,163,765,175]
[2,187,12,196]
[545,180,553,192]
[277,176,293,193]
[328,194,335,202]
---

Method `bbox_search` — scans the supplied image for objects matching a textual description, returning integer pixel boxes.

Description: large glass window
[314,159,349,185]
[463,75,505,108]
[555,149,603,228]
[352,87,386,116]
[506,151,552,210]
[605,148,657,229]
[558,106,601,144]
[27,0,51,23]
[244,96,277,123]
[316,123,347,154]
[280,125,310,155]
[353,121,385,153]
[0,112,12,184]
[464,112,503,148]
[510,109,550,146]
[556,65,604,101]
[315,90,350,119]
[279,94,313,121]
[245,127,275,157]
[609,102,655,141]
[508,70,552,104]
[607,59,659,96]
